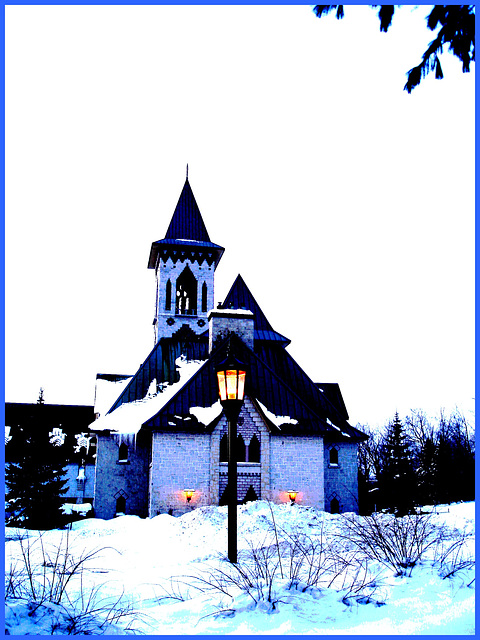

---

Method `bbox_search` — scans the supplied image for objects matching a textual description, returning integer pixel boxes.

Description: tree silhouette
[313,5,475,92]
[380,413,416,515]
[5,399,68,530]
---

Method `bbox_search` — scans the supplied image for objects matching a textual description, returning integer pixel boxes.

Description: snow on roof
[210,308,254,316]
[94,376,133,417]
[189,400,223,426]
[61,502,92,516]
[256,399,298,429]
[90,356,205,436]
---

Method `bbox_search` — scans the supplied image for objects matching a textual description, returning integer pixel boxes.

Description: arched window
[236,434,246,462]
[118,443,128,462]
[116,495,126,515]
[175,265,197,316]
[248,434,261,463]
[329,448,339,466]
[202,282,208,313]
[219,434,228,462]
[243,485,258,503]
[330,497,340,514]
[219,484,229,506]
[165,279,172,311]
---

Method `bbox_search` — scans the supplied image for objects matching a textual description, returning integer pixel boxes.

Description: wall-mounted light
[287,490,298,504]
[183,489,195,503]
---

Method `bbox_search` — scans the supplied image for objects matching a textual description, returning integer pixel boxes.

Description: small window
[236,434,246,462]
[118,443,128,462]
[243,485,258,503]
[219,434,228,462]
[248,434,260,463]
[202,282,208,313]
[329,448,339,466]
[116,495,126,515]
[330,498,340,514]
[165,279,172,311]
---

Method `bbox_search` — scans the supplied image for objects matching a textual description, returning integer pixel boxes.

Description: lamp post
[216,349,246,564]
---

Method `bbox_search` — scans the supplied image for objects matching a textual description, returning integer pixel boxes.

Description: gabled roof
[142,334,334,436]
[148,178,224,269]
[107,325,209,413]
[221,275,290,346]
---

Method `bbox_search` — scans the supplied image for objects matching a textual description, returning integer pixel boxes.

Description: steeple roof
[165,178,211,242]
[221,274,291,345]
[148,178,224,269]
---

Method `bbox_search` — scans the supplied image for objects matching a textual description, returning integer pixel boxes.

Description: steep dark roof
[165,178,211,242]
[221,275,290,346]
[148,179,224,269]
[108,325,209,412]
[142,334,333,436]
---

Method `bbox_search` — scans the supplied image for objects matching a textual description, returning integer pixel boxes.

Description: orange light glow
[287,490,298,503]
[226,370,238,399]
[183,489,195,502]
[237,371,246,401]
[217,371,227,401]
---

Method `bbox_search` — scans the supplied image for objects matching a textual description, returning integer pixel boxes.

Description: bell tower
[148,177,224,342]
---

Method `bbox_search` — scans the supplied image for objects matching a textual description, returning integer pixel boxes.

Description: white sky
[5,5,475,430]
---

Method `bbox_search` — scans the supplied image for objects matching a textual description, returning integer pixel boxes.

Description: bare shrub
[5,530,144,634]
[340,511,440,576]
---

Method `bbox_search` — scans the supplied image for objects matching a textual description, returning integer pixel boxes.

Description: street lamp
[216,347,247,564]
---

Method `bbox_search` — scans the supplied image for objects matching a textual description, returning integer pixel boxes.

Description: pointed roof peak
[164,178,211,243]
[221,275,290,346]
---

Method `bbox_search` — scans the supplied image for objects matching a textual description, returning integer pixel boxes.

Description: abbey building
[90,177,367,518]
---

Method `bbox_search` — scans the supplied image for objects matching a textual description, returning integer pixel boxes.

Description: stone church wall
[269,435,324,509]
[323,441,359,513]
[149,431,211,516]
[212,397,271,504]
[155,256,215,341]
[93,432,149,519]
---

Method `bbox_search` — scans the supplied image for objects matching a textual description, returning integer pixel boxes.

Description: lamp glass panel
[217,371,227,401]
[226,370,238,400]
[237,371,246,401]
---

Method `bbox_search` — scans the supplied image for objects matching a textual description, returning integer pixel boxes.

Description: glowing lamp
[183,489,195,503]
[217,364,246,402]
[287,490,298,504]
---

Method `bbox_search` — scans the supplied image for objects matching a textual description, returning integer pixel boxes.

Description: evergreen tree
[416,436,437,506]
[313,5,475,92]
[379,413,416,515]
[5,391,69,530]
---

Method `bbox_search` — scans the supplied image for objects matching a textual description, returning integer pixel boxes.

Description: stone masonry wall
[269,436,324,509]
[208,310,254,352]
[213,396,270,503]
[93,432,149,519]
[155,256,215,341]
[149,431,211,516]
[324,442,359,513]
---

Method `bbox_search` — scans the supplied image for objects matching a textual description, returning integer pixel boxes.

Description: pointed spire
[164,178,211,242]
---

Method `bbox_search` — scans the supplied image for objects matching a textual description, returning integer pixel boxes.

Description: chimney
[208,308,254,353]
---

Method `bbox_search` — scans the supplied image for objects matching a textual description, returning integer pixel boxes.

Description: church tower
[148,177,224,342]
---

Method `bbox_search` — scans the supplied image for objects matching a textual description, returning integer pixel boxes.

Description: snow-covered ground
[4,501,475,635]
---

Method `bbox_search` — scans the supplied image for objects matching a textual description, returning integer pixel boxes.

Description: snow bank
[90,356,205,435]
[5,502,475,636]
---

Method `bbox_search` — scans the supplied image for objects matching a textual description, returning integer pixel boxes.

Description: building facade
[91,177,367,518]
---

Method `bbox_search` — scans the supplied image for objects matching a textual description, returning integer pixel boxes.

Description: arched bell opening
[175,265,198,316]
